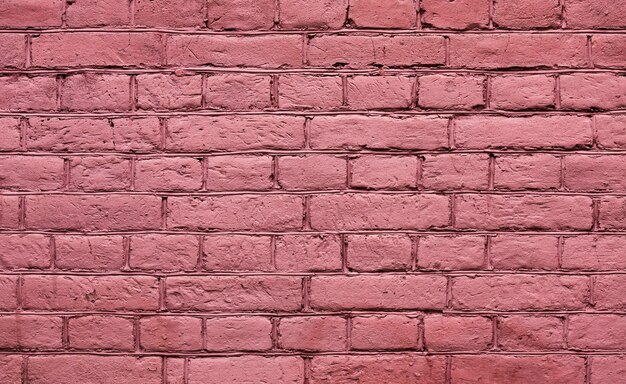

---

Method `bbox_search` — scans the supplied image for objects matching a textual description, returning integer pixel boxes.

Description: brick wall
[0,0,625,382]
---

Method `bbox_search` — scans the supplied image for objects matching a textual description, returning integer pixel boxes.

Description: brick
[498,316,565,351]
[346,234,413,272]
[591,356,626,383]
[311,193,449,230]
[594,275,626,310]
[563,236,626,270]
[561,73,626,110]
[593,35,626,68]
[140,316,203,351]
[450,356,585,384]
[27,117,160,152]
[422,0,490,29]
[66,0,130,26]
[202,235,273,272]
[310,115,449,150]
[280,0,347,29]
[568,314,626,350]
[165,276,302,311]
[449,34,588,69]
[0,118,20,150]
[490,235,559,270]
[424,315,492,351]
[0,355,21,383]
[135,157,203,191]
[490,75,556,110]
[455,115,592,149]
[135,0,204,27]
[69,156,131,191]
[310,275,447,310]
[205,317,272,351]
[205,74,271,110]
[206,155,273,191]
[494,154,561,190]
[451,275,589,310]
[207,0,274,30]
[347,75,413,109]
[167,35,303,67]
[0,315,62,349]
[22,275,159,311]
[28,356,162,384]
[0,234,51,270]
[351,155,418,190]
[61,74,130,112]
[25,195,162,231]
[275,235,342,272]
[55,235,124,271]
[455,194,593,230]
[187,356,303,384]
[279,75,343,110]
[493,0,561,28]
[166,115,304,151]
[351,315,419,350]
[0,76,57,111]
[421,154,489,190]
[349,0,416,28]
[565,0,626,28]
[278,155,346,190]
[565,155,626,191]
[0,0,63,27]
[0,156,64,191]
[32,33,163,67]
[418,74,484,109]
[308,35,445,68]
[168,195,303,231]
[129,235,198,272]
[0,276,18,310]
[599,196,626,230]
[418,235,485,270]
[0,34,25,68]
[279,316,346,351]
[0,196,20,229]
[310,355,446,383]
[69,316,134,351]
[597,115,626,149]
[137,74,202,110]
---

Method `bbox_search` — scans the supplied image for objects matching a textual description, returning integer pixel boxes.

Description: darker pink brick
[349,0,416,28]
[560,73,626,110]
[562,236,626,270]
[0,315,63,349]
[202,235,273,272]
[275,235,342,272]
[208,0,275,30]
[135,157,203,191]
[422,0,490,29]
[593,35,626,68]
[0,0,64,27]
[421,154,489,190]
[565,0,626,28]
[490,235,559,270]
[0,76,57,111]
[187,356,303,384]
[418,235,485,270]
[66,0,130,26]
[0,234,51,270]
[137,74,202,110]
[280,0,347,29]
[568,314,626,350]
[69,316,134,351]
[424,315,492,351]
[346,234,413,272]
[279,316,347,351]
[347,75,413,109]
[69,156,131,192]
[0,196,20,229]
[0,34,25,68]
[490,75,555,110]
[55,235,124,271]
[594,275,626,310]
[498,316,565,351]
[205,317,272,351]
[129,235,198,272]
[351,315,419,350]
[0,156,64,191]
[351,155,417,190]
[205,74,271,110]
[61,74,130,112]
[278,75,343,110]
[418,74,485,110]
[0,118,20,151]
[206,156,273,191]
[493,0,561,28]
[494,154,561,190]
[565,155,626,191]
[140,316,203,352]
[135,0,205,27]
[278,155,347,190]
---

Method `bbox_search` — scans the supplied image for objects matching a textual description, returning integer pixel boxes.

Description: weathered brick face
[0,0,624,382]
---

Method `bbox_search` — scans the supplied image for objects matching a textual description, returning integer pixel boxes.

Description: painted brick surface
[0,0,624,382]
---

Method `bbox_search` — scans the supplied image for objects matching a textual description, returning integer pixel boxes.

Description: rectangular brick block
[351,155,418,190]
[0,34,26,68]
[490,75,556,110]
[421,154,489,190]
[424,315,493,351]
[351,315,419,350]
[310,193,450,230]
[279,316,347,351]
[278,75,343,110]
[69,156,131,192]
[202,235,273,272]
[310,275,447,310]
[347,75,413,110]
[187,356,304,384]
[206,155,273,191]
[490,235,559,270]
[135,157,203,191]
[418,235,486,270]
[0,76,57,111]
[422,0,489,29]
[451,275,589,310]
[0,234,51,270]
[61,74,130,112]
[346,234,413,272]
[129,234,199,272]
[54,235,124,271]
[205,317,272,351]
[69,315,134,351]
[562,236,626,270]
[494,154,561,190]
[418,74,485,110]
[561,74,626,110]
[140,316,203,351]
[166,276,303,311]
[275,235,342,272]
[0,315,63,349]
[0,0,64,27]
[567,314,626,350]
[497,316,565,351]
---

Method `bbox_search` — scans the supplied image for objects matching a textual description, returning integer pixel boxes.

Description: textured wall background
[0,0,625,382]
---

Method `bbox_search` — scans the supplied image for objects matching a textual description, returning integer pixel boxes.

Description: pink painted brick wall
[0,0,625,382]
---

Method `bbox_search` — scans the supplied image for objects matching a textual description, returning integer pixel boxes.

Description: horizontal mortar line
[1,230,625,236]
[5,149,626,156]
[1,310,625,317]
[0,110,624,118]
[1,271,626,277]
[2,67,626,75]
[0,350,623,357]
[1,27,626,35]
[1,189,625,196]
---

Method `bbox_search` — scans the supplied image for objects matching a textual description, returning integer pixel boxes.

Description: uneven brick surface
[0,0,624,382]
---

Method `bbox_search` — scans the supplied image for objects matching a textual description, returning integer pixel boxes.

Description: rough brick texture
[0,0,624,382]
